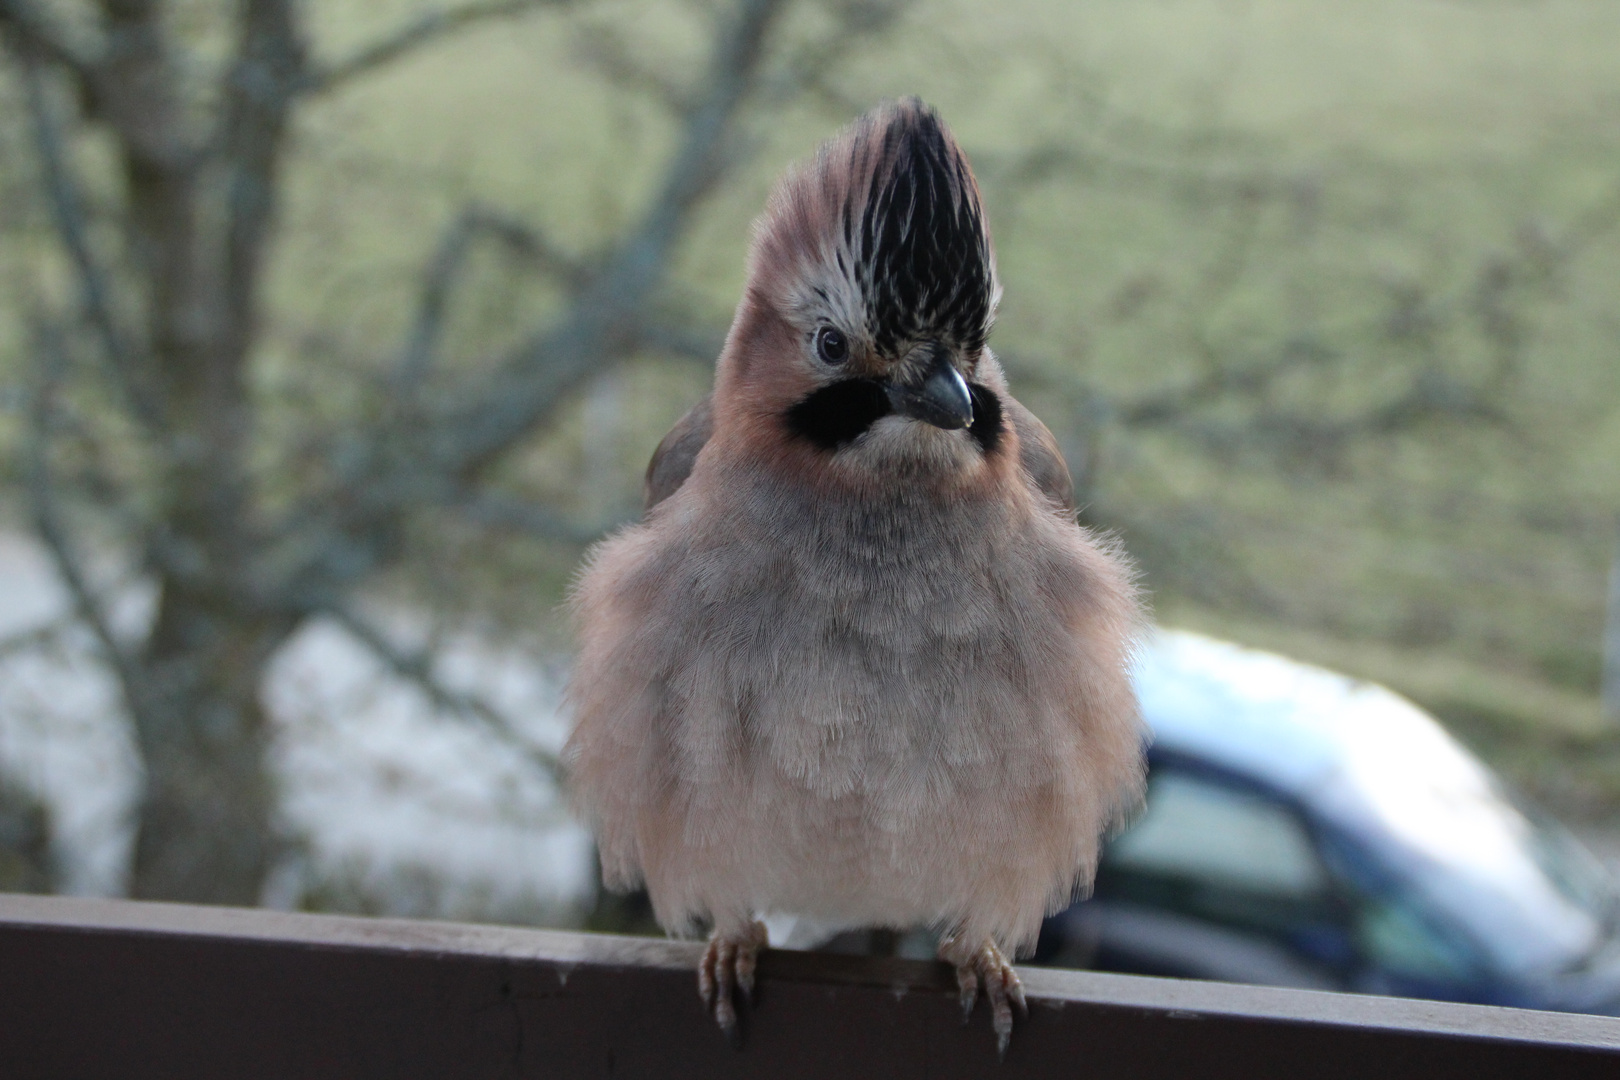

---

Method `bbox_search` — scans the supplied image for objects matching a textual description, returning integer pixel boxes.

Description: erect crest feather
[751,98,999,358]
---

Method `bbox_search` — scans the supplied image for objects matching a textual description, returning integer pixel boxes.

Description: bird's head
[715,98,1007,484]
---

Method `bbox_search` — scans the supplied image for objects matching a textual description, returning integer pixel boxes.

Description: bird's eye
[815,326,849,365]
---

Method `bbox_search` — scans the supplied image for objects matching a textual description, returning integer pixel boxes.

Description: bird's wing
[644,394,715,511]
[1005,396,1076,515]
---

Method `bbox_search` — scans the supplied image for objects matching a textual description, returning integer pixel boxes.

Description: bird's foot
[940,935,1028,1060]
[698,920,769,1043]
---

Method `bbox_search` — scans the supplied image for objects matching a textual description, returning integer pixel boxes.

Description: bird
[565,98,1145,1057]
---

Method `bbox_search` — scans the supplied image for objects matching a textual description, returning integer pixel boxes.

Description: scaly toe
[987,971,1014,1061]
[736,920,767,1004]
[698,940,718,1009]
[954,962,979,1022]
[697,922,768,1045]
[941,937,1025,1058]
[1007,970,1029,1020]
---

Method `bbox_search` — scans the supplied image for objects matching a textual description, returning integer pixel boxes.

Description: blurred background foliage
[0,0,1618,908]
[320,0,1620,800]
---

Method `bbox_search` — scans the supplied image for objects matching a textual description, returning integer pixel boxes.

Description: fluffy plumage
[566,99,1145,1053]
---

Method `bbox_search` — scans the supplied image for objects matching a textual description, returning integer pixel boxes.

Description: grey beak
[886,347,973,430]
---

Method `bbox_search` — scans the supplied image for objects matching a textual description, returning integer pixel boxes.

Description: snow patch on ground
[0,532,138,896]
[267,614,593,920]
[0,530,594,922]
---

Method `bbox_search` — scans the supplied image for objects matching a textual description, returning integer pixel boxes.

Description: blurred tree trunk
[4,0,307,902]
[130,592,294,902]
[0,775,52,893]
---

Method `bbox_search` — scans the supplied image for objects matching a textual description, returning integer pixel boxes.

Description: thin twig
[220,0,307,368]
[24,327,146,712]
[637,314,726,365]
[272,0,793,575]
[452,491,629,544]
[753,0,912,114]
[0,616,75,665]
[397,204,587,388]
[18,55,162,430]
[300,0,564,96]
[324,603,560,774]
[420,0,792,476]
[612,0,788,276]
[0,0,97,75]
[573,21,695,113]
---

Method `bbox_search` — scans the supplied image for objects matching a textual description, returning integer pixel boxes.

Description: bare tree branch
[574,21,695,113]
[24,329,145,709]
[267,0,793,587]
[18,55,161,429]
[220,0,307,369]
[300,0,564,96]
[427,0,791,476]
[452,491,628,544]
[324,603,560,773]
[0,0,97,75]
[754,0,913,114]
[0,616,75,665]
[614,0,789,275]
[638,315,727,365]
[91,0,202,167]
[397,204,587,388]
[459,205,585,285]
[1115,341,1509,447]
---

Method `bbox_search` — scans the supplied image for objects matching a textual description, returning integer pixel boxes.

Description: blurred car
[1032,631,1620,1015]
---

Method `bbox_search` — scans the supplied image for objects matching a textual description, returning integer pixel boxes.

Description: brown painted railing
[3,892,1619,1078]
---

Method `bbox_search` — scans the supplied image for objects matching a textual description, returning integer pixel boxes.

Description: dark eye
[815,326,849,365]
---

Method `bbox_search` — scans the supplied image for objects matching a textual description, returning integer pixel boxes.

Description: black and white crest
[752,99,1000,366]
[847,101,996,358]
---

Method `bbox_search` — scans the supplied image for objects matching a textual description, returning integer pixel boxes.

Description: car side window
[1106,769,1329,898]
[1356,893,1480,983]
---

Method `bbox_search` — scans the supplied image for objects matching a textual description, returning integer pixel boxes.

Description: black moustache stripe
[967,383,1004,455]
[785,379,1005,454]
[785,379,890,450]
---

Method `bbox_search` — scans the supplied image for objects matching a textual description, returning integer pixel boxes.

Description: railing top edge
[5,892,1619,1052]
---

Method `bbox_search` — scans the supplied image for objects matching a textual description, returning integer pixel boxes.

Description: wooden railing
[3,892,1618,1078]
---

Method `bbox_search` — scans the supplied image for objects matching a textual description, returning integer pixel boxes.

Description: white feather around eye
[777,237,870,348]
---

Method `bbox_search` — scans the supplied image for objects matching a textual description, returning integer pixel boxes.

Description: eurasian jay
[566,98,1144,1056]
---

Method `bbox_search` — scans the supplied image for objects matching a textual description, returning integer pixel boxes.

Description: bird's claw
[942,937,1028,1060]
[698,920,768,1044]
[956,962,979,1022]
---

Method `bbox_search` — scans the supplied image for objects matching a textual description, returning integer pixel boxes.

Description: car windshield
[1322,692,1618,977]
[1419,792,1618,975]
